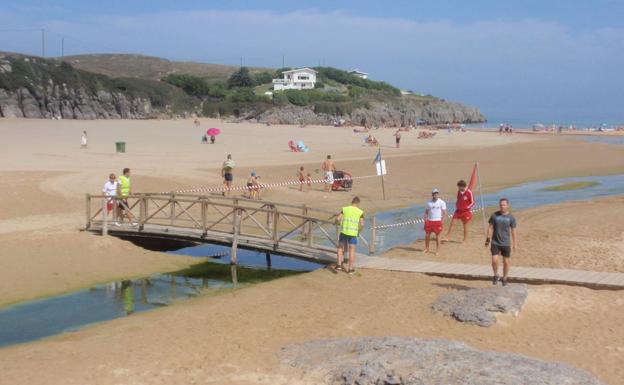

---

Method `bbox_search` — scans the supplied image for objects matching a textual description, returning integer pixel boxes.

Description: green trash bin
[115,141,126,153]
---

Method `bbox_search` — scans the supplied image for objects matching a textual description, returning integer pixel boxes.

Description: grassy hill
[61,54,270,83]
[0,52,485,124]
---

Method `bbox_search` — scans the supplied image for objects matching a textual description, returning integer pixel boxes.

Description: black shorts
[491,244,511,258]
[224,172,233,182]
[395,137,401,143]
[117,199,128,210]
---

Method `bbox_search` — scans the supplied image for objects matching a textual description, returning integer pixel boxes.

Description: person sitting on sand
[485,198,517,286]
[423,188,446,254]
[335,196,364,274]
[246,171,260,200]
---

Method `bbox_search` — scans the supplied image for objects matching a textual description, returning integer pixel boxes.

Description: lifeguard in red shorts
[424,188,447,254]
[443,180,475,243]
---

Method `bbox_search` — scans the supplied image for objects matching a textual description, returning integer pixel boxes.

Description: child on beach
[246,171,260,200]
[298,166,309,191]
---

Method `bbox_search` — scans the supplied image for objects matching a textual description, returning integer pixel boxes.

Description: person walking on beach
[336,196,364,274]
[80,131,88,149]
[246,171,260,200]
[394,130,402,148]
[322,155,336,193]
[485,198,517,286]
[222,154,235,196]
[424,188,447,254]
[102,173,118,217]
[443,180,475,243]
[116,168,137,225]
[298,166,307,192]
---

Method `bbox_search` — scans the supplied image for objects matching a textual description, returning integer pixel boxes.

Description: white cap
[432,188,440,194]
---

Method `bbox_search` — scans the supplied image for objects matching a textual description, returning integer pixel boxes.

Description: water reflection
[0,260,308,348]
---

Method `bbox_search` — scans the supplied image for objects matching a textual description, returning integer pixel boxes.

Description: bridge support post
[169,194,176,226]
[201,200,208,237]
[272,210,280,247]
[231,208,240,265]
[139,196,146,231]
[369,215,377,255]
[101,198,108,236]
[85,194,91,229]
[307,220,314,247]
[301,205,308,241]
[266,252,272,270]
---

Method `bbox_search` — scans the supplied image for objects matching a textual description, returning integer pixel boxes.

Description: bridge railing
[85,193,374,255]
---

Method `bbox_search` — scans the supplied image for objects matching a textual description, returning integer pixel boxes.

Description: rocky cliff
[254,99,485,127]
[0,53,195,119]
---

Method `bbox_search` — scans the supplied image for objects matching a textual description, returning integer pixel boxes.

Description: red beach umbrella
[206,128,221,136]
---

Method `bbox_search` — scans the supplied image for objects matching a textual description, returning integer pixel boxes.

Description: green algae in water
[539,181,600,192]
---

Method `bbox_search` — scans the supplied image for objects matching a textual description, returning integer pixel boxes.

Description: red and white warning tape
[374,207,483,230]
[161,174,380,195]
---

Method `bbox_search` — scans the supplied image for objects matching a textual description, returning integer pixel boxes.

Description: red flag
[467,163,478,191]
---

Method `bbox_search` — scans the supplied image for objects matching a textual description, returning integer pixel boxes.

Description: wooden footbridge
[85,193,624,289]
[85,193,374,264]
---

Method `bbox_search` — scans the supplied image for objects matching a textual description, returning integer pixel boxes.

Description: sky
[1,0,623,125]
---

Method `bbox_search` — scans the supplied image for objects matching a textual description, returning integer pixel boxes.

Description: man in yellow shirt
[336,196,364,274]
[116,167,137,226]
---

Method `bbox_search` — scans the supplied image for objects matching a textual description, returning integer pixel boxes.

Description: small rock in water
[280,337,607,385]
[431,284,528,327]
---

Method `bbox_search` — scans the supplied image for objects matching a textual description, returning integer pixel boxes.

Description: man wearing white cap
[424,188,447,254]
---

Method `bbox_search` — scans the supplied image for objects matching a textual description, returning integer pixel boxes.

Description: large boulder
[431,284,528,327]
[17,87,43,118]
[0,89,24,118]
[280,337,607,385]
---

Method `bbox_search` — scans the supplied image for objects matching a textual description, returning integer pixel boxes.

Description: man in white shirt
[102,173,118,217]
[423,188,447,254]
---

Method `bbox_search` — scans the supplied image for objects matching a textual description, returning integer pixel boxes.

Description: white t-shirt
[426,198,447,221]
[103,181,118,197]
[81,135,88,145]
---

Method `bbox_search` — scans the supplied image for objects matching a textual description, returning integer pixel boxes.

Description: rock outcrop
[0,85,153,120]
[255,100,485,127]
[280,337,607,385]
[432,284,528,327]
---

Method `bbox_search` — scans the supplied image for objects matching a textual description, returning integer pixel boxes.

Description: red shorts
[106,199,114,212]
[452,209,473,224]
[424,220,443,234]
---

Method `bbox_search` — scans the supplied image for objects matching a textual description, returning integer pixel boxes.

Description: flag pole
[476,161,488,236]
[379,148,386,200]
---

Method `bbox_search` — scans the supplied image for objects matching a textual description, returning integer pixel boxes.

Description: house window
[298,75,310,80]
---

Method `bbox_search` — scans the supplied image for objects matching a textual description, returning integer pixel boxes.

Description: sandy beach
[1,117,623,384]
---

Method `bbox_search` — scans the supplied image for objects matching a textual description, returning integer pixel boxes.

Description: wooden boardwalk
[85,193,624,290]
[356,256,624,289]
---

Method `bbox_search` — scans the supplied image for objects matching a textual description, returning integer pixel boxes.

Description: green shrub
[272,91,289,106]
[163,74,210,97]
[253,71,273,85]
[227,67,254,88]
[283,90,309,106]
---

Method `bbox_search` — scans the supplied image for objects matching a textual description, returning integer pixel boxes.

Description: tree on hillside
[253,71,273,85]
[227,67,254,88]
